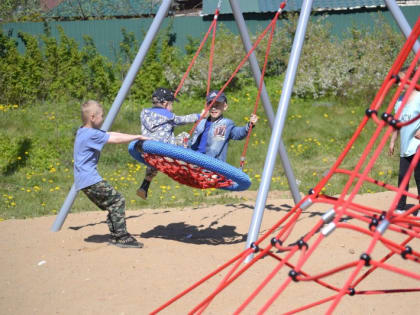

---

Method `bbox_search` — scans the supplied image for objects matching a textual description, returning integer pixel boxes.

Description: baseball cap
[206,90,227,104]
[152,87,179,103]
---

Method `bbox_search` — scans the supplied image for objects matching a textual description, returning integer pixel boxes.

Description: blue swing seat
[128,140,251,191]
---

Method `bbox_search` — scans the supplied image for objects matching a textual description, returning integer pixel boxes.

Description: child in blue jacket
[189,90,258,161]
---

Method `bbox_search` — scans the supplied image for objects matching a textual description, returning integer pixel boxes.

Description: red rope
[187,4,286,145]
[173,9,220,98]
[207,13,218,96]
[239,13,278,168]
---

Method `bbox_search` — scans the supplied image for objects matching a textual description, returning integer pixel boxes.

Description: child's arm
[230,114,258,140]
[173,113,201,126]
[107,132,149,144]
[388,129,398,156]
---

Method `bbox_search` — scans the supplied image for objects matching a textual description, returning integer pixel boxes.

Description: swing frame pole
[244,0,314,261]
[228,0,301,205]
[51,0,173,232]
[384,0,420,53]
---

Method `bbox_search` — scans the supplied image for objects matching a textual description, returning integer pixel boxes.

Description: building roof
[202,0,386,15]
[45,0,161,18]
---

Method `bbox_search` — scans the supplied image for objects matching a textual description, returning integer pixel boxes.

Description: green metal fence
[1,6,419,61]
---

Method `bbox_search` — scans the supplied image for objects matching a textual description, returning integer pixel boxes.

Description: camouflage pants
[82,180,127,236]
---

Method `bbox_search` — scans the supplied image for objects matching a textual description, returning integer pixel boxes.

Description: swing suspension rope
[173,3,221,98]
[181,1,288,167]
[132,1,287,191]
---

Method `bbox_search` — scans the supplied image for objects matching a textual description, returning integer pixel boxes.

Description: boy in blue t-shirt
[74,100,149,248]
[388,67,420,213]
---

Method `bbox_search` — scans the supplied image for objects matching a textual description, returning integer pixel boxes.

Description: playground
[1,190,419,314]
[0,0,419,313]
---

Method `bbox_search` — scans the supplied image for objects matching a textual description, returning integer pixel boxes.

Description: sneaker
[137,187,148,200]
[395,209,406,214]
[113,233,144,248]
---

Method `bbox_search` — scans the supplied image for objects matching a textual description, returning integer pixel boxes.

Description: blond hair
[81,100,102,124]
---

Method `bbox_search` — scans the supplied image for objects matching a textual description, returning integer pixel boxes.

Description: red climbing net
[150,17,420,314]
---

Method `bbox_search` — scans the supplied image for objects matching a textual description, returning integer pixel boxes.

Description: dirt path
[1,191,419,314]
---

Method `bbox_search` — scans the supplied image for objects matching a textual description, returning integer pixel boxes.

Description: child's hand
[138,135,150,141]
[415,129,420,140]
[249,114,258,126]
[388,143,395,156]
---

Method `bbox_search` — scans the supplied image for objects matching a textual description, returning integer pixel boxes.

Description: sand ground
[1,191,419,314]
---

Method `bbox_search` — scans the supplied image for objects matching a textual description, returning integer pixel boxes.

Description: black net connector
[391,74,401,84]
[401,246,412,259]
[365,108,377,117]
[379,211,387,221]
[297,239,308,250]
[348,288,356,296]
[369,215,379,231]
[360,253,371,266]
[308,188,315,195]
[250,242,260,253]
[389,118,400,129]
[271,237,283,247]
[381,112,393,123]
[289,269,300,282]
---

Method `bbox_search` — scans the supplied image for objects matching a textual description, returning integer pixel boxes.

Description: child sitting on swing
[189,90,258,161]
[136,87,201,199]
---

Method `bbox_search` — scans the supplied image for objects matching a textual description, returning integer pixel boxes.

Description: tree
[0,0,43,22]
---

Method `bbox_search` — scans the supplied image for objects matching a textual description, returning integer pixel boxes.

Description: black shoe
[113,233,143,248]
[137,180,150,199]
[137,187,147,199]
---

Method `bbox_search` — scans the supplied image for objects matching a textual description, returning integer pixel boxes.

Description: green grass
[0,78,401,220]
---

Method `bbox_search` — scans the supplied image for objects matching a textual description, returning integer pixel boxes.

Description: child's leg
[137,166,157,199]
[413,156,420,204]
[82,180,143,248]
[396,156,411,210]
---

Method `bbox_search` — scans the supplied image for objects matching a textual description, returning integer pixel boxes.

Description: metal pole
[229,0,301,204]
[245,0,314,261]
[51,0,173,232]
[384,0,420,53]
